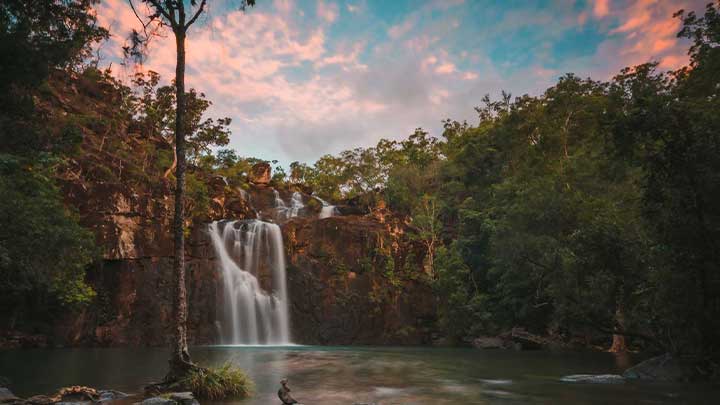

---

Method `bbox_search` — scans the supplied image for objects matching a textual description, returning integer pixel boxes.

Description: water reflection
[0,346,717,404]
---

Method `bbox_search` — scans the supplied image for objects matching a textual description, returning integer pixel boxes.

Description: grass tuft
[181,363,254,400]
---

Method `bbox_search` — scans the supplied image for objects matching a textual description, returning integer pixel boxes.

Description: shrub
[181,364,254,400]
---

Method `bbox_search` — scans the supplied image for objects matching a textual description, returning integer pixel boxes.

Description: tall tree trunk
[609,302,628,353]
[168,28,192,379]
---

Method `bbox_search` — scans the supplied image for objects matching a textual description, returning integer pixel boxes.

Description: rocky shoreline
[0,385,205,405]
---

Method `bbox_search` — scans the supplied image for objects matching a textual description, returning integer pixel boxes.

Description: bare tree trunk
[609,304,628,353]
[168,27,192,380]
[164,146,177,178]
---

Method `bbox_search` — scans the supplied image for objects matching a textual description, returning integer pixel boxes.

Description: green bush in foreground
[181,364,254,400]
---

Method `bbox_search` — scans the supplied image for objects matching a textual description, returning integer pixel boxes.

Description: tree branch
[185,0,208,30]
[127,0,152,39]
[147,0,176,26]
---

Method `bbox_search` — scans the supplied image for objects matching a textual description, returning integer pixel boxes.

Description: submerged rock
[168,392,198,405]
[622,353,700,382]
[97,390,128,402]
[138,392,198,405]
[560,374,625,384]
[139,397,175,405]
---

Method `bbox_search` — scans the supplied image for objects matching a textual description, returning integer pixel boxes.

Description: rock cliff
[21,72,436,347]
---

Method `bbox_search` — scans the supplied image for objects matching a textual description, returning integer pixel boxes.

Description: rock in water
[0,387,20,403]
[25,395,56,405]
[560,374,625,384]
[278,379,298,404]
[97,390,128,402]
[622,353,699,382]
[140,397,176,405]
[169,392,199,405]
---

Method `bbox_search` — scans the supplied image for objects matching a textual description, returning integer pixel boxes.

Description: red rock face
[38,72,435,347]
[283,216,436,345]
[53,183,435,347]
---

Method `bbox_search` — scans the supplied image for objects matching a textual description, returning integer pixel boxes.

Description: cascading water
[288,192,305,218]
[209,220,290,345]
[319,205,339,219]
[314,195,339,219]
[273,189,304,220]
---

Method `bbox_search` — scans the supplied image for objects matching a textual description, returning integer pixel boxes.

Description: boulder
[622,353,700,382]
[249,162,271,185]
[472,336,506,349]
[139,397,175,405]
[97,390,128,402]
[0,387,20,403]
[25,395,55,405]
[168,392,198,405]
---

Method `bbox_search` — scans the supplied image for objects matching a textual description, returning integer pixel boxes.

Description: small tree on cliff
[124,0,255,381]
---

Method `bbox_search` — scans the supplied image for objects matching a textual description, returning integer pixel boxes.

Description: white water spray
[273,189,304,220]
[209,220,291,345]
[315,195,339,219]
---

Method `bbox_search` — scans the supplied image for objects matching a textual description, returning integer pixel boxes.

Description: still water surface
[0,346,717,404]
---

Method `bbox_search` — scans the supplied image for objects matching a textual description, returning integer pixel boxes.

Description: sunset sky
[96,0,706,164]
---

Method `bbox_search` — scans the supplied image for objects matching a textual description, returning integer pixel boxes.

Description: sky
[95,0,707,165]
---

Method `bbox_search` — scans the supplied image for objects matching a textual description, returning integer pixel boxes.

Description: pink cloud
[590,0,701,77]
[462,72,478,80]
[274,0,294,14]
[435,63,456,74]
[316,41,367,70]
[577,11,589,26]
[593,0,610,18]
[388,17,416,39]
[317,0,339,23]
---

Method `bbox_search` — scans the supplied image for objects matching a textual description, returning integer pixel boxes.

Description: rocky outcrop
[283,215,435,345]
[49,180,434,347]
[249,162,271,185]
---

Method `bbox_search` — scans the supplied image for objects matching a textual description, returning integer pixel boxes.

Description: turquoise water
[0,346,717,404]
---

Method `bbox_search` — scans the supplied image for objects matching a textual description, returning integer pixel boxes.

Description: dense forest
[1,0,719,366]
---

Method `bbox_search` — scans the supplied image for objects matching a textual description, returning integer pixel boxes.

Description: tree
[0,0,106,331]
[130,70,231,176]
[0,0,108,155]
[125,0,255,380]
[0,154,96,328]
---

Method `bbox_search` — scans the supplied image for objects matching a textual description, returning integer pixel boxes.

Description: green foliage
[428,2,720,355]
[186,173,210,219]
[0,155,96,314]
[130,71,231,165]
[0,0,108,157]
[181,364,254,400]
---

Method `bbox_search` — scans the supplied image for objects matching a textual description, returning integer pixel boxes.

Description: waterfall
[209,220,291,345]
[315,195,338,219]
[273,189,304,220]
[319,205,339,219]
[288,192,305,218]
